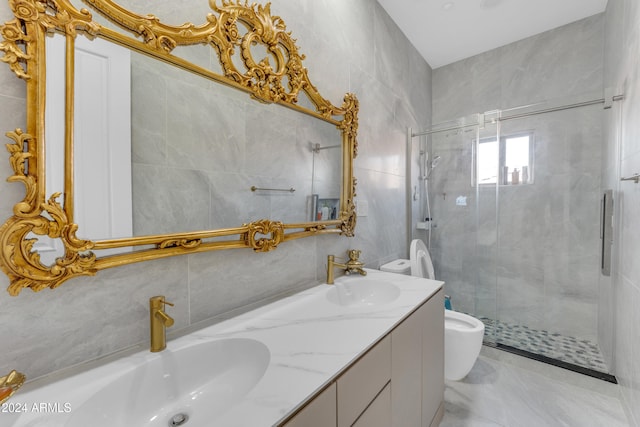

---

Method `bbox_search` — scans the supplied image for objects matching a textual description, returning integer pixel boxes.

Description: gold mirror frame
[0,0,358,295]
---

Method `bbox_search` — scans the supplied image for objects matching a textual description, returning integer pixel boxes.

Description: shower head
[431,156,442,169]
[425,155,442,180]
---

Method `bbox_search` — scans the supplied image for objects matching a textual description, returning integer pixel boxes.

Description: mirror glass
[0,0,357,294]
[45,23,342,242]
[130,52,341,236]
[311,140,342,221]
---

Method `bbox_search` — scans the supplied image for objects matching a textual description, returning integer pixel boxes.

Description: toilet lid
[410,239,435,280]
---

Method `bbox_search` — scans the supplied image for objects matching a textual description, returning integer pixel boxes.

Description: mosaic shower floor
[479,317,610,374]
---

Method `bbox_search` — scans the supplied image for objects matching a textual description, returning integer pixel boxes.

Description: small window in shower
[474,132,534,186]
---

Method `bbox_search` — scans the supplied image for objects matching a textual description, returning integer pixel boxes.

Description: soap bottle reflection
[321,205,329,220]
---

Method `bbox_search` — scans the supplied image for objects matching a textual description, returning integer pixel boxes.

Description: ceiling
[377,0,609,69]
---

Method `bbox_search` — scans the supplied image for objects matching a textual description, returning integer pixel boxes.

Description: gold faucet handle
[0,370,25,404]
[150,296,174,308]
[347,249,361,261]
[155,310,175,327]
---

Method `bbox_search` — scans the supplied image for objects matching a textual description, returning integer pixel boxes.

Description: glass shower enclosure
[412,94,616,379]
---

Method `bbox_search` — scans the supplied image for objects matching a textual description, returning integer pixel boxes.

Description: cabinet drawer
[282,383,336,427]
[337,334,391,427]
[353,382,391,427]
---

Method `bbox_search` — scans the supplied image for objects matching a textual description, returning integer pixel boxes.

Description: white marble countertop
[6,269,443,427]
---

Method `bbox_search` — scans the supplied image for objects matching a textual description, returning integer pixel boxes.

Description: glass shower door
[420,94,613,378]
[491,100,610,375]
[471,112,500,346]
[424,113,500,344]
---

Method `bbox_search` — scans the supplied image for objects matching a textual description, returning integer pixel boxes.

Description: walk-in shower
[409,93,623,382]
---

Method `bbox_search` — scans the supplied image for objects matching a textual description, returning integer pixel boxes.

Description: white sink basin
[67,338,270,427]
[326,278,401,307]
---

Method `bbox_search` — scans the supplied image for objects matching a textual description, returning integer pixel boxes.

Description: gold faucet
[327,249,367,284]
[150,296,174,352]
[0,370,25,404]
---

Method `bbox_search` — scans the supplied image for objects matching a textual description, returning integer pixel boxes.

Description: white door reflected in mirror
[37,35,132,265]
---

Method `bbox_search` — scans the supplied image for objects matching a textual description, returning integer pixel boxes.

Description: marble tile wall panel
[432,49,502,125]
[188,239,317,325]
[499,15,604,110]
[432,15,604,123]
[0,0,432,380]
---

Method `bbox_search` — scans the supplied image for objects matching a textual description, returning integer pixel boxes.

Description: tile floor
[480,317,609,373]
[440,346,630,427]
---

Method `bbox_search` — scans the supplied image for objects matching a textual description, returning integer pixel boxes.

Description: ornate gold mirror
[0,0,358,295]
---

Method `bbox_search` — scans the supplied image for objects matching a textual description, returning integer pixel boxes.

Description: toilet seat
[444,310,484,332]
[446,317,475,330]
[409,239,435,280]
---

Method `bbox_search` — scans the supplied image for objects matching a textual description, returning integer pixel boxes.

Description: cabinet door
[391,304,424,426]
[353,382,391,427]
[337,334,391,427]
[282,383,336,427]
[422,289,444,427]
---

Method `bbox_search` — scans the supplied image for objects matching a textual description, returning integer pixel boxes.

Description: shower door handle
[600,190,613,276]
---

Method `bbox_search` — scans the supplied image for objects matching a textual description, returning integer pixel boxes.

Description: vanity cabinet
[281,288,444,427]
[421,290,445,426]
[392,288,445,427]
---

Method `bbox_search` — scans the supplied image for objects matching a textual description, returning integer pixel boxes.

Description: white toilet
[381,239,484,381]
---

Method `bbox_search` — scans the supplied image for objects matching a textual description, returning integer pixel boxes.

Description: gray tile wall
[0,0,431,380]
[430,15,605,342]
[432,14,605,123]
[603,0,640,424]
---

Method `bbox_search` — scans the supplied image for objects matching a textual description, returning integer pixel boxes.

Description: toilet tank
[380,259,411,275]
